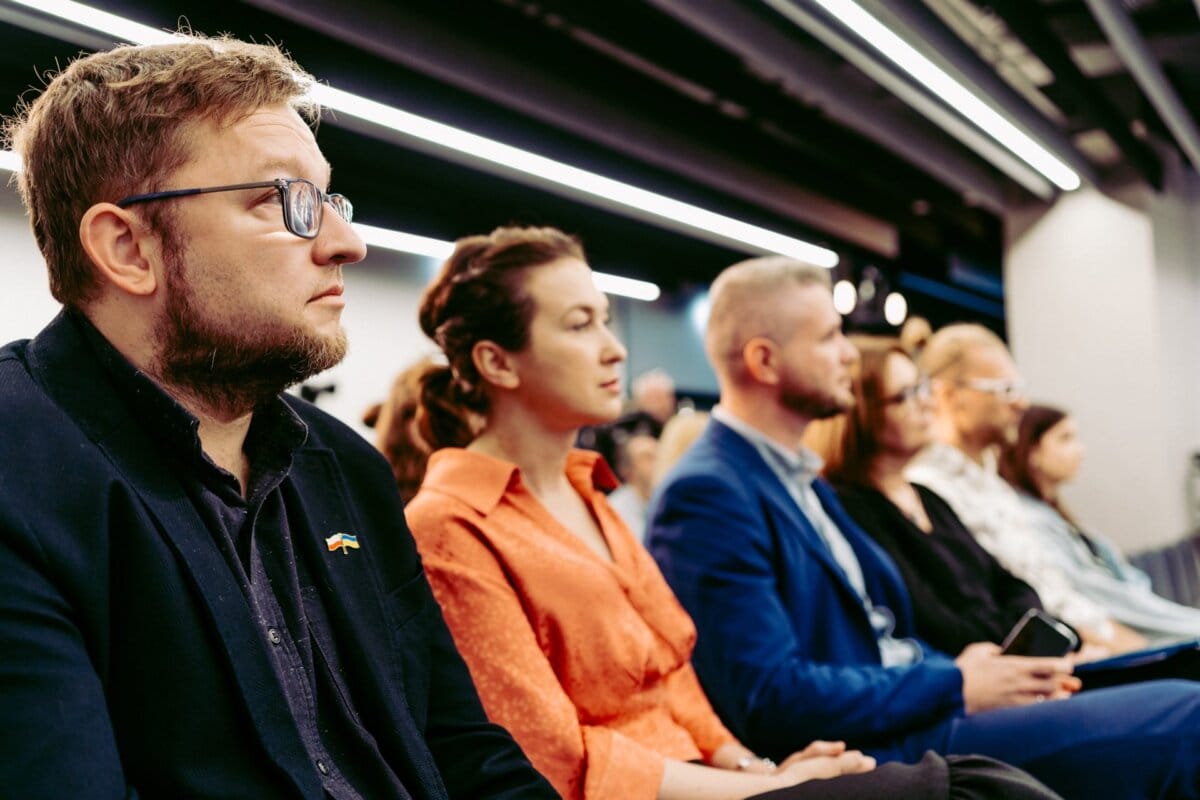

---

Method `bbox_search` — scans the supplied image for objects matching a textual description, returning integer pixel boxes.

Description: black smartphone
[1000,609,1080,657]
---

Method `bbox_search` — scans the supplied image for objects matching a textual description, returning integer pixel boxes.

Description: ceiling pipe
[1085,0,1200,173]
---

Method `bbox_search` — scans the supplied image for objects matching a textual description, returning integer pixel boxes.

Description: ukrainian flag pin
[326,532,361,555]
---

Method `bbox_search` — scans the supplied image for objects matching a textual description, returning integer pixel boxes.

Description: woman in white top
[999,404,1200,644]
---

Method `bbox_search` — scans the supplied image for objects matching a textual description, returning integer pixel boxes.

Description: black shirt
[78,314,412,800]
[836,482,1043,654]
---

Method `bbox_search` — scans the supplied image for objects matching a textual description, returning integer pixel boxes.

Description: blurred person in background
[363,354,461,503]
[633,368,678,424]
[653,410,711,488]
[608,430,659,541]
[804,336,1044,655]
[1000,404,1200,644]
[907,324,1146,653]
[898,316,932,359]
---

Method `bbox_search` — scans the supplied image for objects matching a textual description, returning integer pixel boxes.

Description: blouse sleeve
[412,509,665,800]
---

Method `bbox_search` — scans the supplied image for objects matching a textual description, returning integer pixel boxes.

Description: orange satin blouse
[405,448,736,800]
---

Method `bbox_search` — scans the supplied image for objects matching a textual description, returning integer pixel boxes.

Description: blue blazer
[647,419,963,760]
[0,313,554,799]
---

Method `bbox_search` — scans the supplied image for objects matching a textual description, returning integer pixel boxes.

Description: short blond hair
[5,35,315,307]
[704,256,831,383]
[919,322,1007,380]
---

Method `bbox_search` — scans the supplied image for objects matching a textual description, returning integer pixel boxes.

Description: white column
[1005,170,1200,552]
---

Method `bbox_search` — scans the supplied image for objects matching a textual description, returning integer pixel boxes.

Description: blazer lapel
[26,314,320,796]
[708,421,871,610]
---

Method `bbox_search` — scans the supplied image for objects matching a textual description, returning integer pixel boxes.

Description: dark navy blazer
[647,419,963,760]
[0,313,554,799]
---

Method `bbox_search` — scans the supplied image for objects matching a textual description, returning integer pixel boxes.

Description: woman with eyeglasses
[403,228,1062,800]
[999,405,1200,645]
[804,337,1047,655]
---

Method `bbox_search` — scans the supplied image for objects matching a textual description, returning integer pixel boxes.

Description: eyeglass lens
[286,179,353,238]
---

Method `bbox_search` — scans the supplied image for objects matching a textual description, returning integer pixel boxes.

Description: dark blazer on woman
[835,482,1043,654]
[0,312,554,799]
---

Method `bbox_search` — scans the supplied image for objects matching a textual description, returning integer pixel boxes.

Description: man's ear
[742,336,780,386]
[472,340,520,390]
[78,203,161,298]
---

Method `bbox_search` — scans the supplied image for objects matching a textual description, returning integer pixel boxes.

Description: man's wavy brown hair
[4,35,315,308]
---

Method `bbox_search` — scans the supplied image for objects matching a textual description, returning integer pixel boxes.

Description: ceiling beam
[980,0,1162,189]
[649,0,1017,211]
[1085,0,1200,174]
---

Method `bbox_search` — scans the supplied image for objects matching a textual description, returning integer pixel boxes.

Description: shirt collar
[711,405,824,484]
[421,447,620,515]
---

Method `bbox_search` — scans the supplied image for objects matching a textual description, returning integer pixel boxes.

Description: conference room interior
[2,0,1200,573]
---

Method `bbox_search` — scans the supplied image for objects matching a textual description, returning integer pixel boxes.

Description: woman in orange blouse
[402,227,1058,800]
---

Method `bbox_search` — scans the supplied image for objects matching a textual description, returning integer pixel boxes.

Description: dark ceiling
[0,0,1197,330]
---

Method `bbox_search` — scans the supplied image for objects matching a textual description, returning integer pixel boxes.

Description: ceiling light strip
[352,223,661,301]
[763,0,1080,192]
[753,0,1051,198]
[3,0,838,267]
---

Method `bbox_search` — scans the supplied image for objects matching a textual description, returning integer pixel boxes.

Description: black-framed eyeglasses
[883,378,931,406]
[116,177,353,240]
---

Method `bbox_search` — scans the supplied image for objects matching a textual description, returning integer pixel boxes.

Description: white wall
[0,184,65,344]
[1006,180,1200,552]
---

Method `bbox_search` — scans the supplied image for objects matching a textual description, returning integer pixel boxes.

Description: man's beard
[153,251,347,417]
[778,372,852,421]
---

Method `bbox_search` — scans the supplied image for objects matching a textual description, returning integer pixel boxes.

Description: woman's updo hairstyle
[416,225,585,450]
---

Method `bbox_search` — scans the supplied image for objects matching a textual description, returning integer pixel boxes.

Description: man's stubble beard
[778,372,852,422]
[153,244,347,417]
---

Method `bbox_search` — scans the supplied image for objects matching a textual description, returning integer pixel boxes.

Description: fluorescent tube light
[355,222,661,301]
[590,272,662,302]
[0,158,662,301]
[764,0,1081,192]
[4,0,838,267]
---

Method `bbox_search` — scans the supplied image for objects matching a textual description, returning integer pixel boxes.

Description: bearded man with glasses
[906,323,1146,654]
[0,35,555,799]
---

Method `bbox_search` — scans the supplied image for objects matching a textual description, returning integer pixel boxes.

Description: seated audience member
[634,367,679,424]
[898,316,932,358]
[607,429,659,541]
[646,256,1200,799]
[1000,404,1200,643]
[803,337,1043,654]
[0,38,553,797]
[906,324,1146,651]
[364,355,452,503]
[404,227,1059,800]
[653,410,711,487]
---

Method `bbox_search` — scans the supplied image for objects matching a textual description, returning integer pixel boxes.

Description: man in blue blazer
[647,256,1200,799]
[0,37,553,799]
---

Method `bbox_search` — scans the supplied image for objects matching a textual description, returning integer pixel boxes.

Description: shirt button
[267,627,282,646]
[316,760,329,776]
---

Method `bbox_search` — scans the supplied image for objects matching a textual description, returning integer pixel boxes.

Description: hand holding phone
[1000,609,1080,658]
